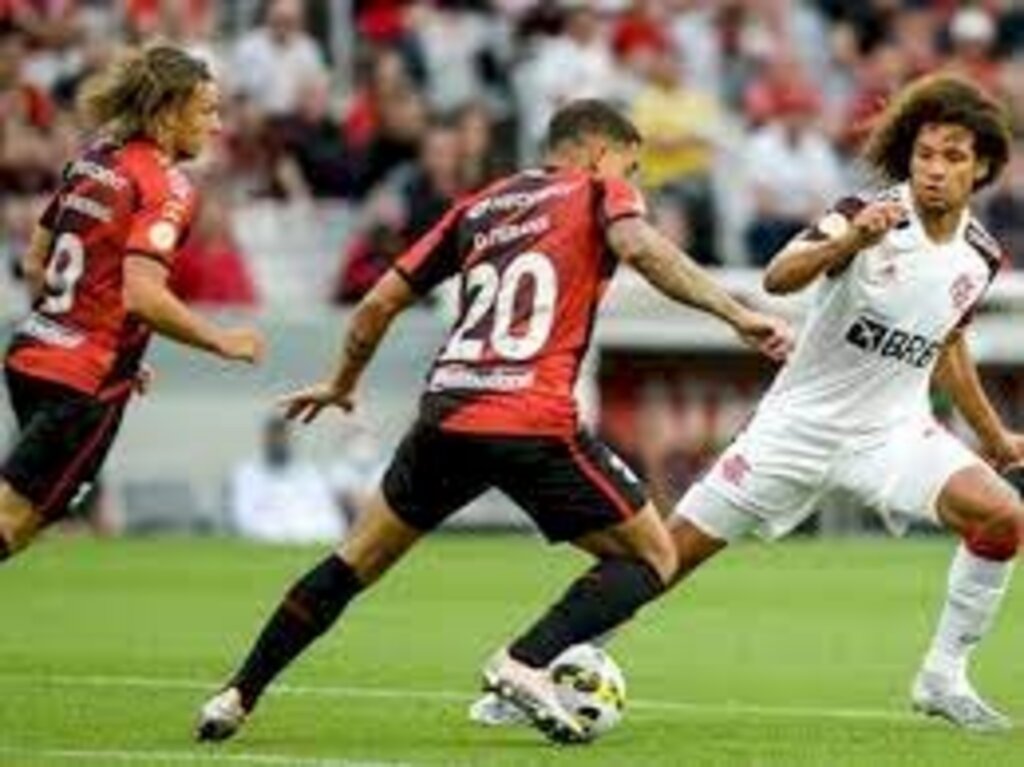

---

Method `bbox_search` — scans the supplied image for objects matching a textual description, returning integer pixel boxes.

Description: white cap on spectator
[950,8,996,45]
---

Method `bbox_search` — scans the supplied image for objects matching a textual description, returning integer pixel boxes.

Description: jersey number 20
[441,251,557,362]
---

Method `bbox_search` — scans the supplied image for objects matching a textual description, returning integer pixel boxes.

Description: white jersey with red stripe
[755,183,1002,438]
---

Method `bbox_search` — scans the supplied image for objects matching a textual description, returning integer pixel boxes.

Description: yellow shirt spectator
[631,81,722,190]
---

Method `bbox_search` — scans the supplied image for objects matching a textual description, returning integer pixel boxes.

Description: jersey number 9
[41,232,86,315]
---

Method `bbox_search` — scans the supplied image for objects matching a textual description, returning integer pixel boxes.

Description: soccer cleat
[911,670,1012,732]
[482,650,588,745]
[468,691,529,727]
[195,687,247,742]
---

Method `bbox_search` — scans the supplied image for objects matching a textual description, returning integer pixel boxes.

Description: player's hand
[216,327,266,365]
[734,309,794,362]
[845,200,907,250]
[134,364,156,396]
[987,431,1024,472]
[279,381,354,424]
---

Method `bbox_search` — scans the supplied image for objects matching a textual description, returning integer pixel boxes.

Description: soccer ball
[549,643,626,739]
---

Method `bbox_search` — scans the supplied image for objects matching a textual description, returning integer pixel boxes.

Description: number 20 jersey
[6,139,198,397]
[394,166,646,437]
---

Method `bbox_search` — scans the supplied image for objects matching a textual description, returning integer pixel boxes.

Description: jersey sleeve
[125,171,197,267]
[801,195,868,243]
[798,195,871,279]
[597,177,647,230]
[957,220,1007,329]
[393,203,463,294]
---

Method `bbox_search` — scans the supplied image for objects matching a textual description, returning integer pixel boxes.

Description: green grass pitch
[2,534,1024,766]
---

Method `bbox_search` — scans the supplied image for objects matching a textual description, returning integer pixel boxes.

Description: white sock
[921,543,1013,687]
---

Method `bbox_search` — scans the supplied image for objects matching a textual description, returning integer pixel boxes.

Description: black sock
[230,554,363,710]
[508,558,665,668]
[0,535,9,563]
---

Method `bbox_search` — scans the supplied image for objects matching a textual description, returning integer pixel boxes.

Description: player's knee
[337,531,410,585]
[0,502,35,559]
[642,529,678,586]
[963,505,1022,562]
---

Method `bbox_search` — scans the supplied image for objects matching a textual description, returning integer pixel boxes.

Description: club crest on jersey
[844,314,941,368]
[148,221,178,252]
[720,453,751,487]
[950,274,978,313]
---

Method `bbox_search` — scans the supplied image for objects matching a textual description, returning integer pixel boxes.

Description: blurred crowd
[6,0,1024,309]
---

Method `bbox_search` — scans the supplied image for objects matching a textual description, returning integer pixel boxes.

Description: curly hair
[862,73,1011,191]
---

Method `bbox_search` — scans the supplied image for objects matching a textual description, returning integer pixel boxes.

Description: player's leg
[0,370,125,562]
[197,491,425,740]
[500,498,734,662]
[912,461,1022,731]
[197,421,489,742]
[506,478,743,651]
[476,428,810,736]
[470,487,734,729]
[479,500,673,743]
[500,499,676,663]
[1,369,46,560]
[0,483,44,561]
[857,423,1022,731]
[482,429,759,741]
[470,433,669,741]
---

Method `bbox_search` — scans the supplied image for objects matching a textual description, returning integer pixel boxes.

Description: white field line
[0,746,410,767]
[0,672,922,724]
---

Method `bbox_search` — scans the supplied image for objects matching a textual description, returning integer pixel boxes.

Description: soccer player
[195,99,792,745]
[472,73,1024,733]
[0,44,265,563]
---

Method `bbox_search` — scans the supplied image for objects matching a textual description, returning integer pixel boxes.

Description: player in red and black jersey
[0,45,264,562]
[197,100,792,745]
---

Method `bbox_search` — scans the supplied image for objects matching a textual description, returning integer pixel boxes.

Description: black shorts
[2,368,127,520]
[381,421,647,542]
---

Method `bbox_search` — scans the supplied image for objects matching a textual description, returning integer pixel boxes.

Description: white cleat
[482,650,588,745]
[468,691,529,727]
[911,671,1012,733]
[195,687,247,742]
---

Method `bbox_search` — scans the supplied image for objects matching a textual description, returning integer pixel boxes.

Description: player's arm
[20,225,52,301]
[123,255,264,363]
[281,271,417,422]
[762,199,906,295]
[282,202,460,422]
[608,217,792,360]
[933,329,1017,467]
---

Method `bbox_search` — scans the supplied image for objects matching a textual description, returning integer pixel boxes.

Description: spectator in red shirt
[837,41,908,154]
[612,0,670,62]
[743,49,822,128]
[170,190,259,307]
[343,47,413,152]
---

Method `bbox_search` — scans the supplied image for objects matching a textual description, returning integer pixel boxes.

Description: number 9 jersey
[394,166,645,437]
[6,138,198,397]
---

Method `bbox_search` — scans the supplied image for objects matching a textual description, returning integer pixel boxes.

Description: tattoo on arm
[344,325,377,364]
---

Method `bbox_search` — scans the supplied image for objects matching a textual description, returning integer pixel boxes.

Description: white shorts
[673,414,982,543]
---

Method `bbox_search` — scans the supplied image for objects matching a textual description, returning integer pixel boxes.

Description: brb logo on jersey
[845,315,941,368]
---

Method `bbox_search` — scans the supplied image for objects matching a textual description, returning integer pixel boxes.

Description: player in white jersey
[471,74,1024,732]
[673,73,1022,731]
